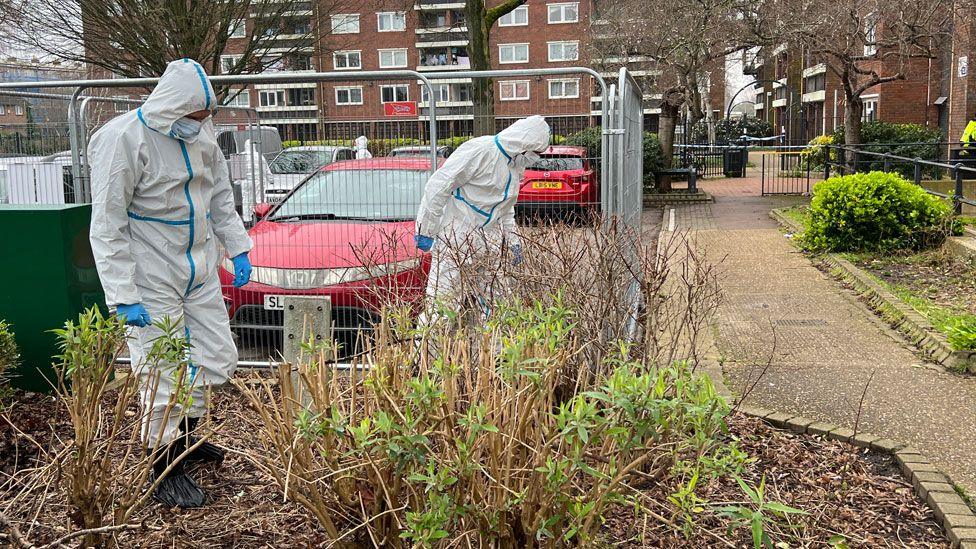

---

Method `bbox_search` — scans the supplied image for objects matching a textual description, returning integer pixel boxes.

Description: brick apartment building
[741,9,976,150]
[219,0,665,141]
[948,4,976,152]
[746,43,943,145]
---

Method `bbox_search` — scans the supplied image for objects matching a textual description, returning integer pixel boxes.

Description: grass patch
[842,250,976,350]
[778,205,811,231]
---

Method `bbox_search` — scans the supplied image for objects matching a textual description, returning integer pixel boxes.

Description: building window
[220,55,241,74]
[114,98,129,113]
[229,19,246,38]
[548,79,579,99]
[803,73,825,93]
[498,43,529,64]
[291,55,314,71]
[0,105,5,115]
[863,14,878,56]
[499,6,528,26]
[331,14,360,34]
[224,90,250,108]
[333,50,362,70]
[379,48,408,68]
[380,85,409,103]
[14,105,23,116]
[499,80,530,101]
[774,84,789,102]
[377,12,406,32]
[862,96,878,122]
[547,3,579,24]
[547,41,579,62]
[335,86,364,105]
[261,56,285,72]
[259,90,285,107]
[288,88,316,106]
[422,84,451,103]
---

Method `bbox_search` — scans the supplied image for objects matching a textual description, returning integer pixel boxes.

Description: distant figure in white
[355,135,372,159]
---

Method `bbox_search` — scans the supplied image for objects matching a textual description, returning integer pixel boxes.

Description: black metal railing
[824,144,976,214]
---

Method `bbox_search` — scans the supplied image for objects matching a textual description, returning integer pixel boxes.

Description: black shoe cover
[180,417,226,465]
[150,439,206,508]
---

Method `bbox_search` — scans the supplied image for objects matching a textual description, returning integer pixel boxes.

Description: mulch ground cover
[851,250,976,318]
[1,375,949,548]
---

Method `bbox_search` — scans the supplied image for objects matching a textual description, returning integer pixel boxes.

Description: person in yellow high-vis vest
[962,113,976,157]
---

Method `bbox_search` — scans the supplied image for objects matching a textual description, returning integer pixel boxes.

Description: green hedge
[692,116,773,144]
[831,121,943,179]
[802,171,954,252]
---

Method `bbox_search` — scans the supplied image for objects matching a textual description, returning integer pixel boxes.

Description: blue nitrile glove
[414,234,434,252]
[232,252,252,288]
[511,244,523,266]
[117,303,151,327]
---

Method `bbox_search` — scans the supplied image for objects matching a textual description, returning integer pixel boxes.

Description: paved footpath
[658,176,976,492]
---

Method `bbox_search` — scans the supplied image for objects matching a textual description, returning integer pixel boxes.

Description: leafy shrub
[563,127,665,187]
[239,295,737,546]
[802,171,954,252]
[0,320,18,391]
[692,116,773,144]
[946,317,976,351]
[800,134,836,170]
[832,121,943,179]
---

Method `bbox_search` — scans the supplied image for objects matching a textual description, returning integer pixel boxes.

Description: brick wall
[948,6,976,146]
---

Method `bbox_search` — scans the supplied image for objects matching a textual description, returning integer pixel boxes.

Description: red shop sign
[384,101,417,117]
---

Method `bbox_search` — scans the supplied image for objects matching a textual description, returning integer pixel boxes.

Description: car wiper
[269,213,338,222]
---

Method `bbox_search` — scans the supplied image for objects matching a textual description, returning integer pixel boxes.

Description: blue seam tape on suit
[178,141,197,296]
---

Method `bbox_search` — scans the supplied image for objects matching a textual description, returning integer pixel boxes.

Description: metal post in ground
[914,159,923,186]
[954,164,965,215]
[688,168,697,193]
[883,153,891,173]
[824,146,831,180]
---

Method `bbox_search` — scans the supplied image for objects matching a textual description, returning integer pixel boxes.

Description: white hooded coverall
[355,135,373,159]
[89,59,253,445]
[416,115,550,304]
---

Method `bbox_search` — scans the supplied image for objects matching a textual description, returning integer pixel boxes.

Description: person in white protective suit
[414,115,550,313]
[88,59,253,509]
[355,135,372,159]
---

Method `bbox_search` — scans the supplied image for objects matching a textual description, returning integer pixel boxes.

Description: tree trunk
[657,87,685,193]
[843,94,864,172]
[684,71,706,128]
[467,1,495,136]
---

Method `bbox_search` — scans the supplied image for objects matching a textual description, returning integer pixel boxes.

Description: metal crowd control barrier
[0,89,264,206]
[0,67,643,366]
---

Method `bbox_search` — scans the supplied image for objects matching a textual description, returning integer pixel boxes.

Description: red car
[220,158,436,359]
[517,146,598,217]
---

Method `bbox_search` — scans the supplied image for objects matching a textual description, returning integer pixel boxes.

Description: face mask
[514,151,541,169]
[171,117,202,139]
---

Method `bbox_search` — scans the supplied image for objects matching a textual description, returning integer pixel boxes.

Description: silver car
[264,145,356,203]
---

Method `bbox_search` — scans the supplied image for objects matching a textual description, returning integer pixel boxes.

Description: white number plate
[263,295,286,310]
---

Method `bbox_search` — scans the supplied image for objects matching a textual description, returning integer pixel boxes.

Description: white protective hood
[137,58,216,142]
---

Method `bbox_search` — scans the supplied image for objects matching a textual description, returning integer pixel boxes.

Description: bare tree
[758,0,953,150]
[4,0,351,96]
[594,0,752,191]
[465,0,526,136]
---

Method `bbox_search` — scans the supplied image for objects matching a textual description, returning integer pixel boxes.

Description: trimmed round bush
[803,171,954,252]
